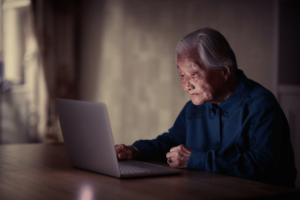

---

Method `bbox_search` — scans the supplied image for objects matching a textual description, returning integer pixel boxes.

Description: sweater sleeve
[132,103,188,162]
[187,103,297,187]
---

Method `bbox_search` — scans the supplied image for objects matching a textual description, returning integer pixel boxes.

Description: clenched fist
[166,144,193,168]
[115,144,143,160]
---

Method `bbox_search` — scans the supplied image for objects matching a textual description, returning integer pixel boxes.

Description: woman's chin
[190,97,205,106]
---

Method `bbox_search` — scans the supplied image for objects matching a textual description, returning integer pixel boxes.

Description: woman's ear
[223,65,231,81]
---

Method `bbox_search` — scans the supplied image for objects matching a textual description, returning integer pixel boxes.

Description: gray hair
[176,28,237,71]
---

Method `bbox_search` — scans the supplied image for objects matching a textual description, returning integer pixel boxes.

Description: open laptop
[56,99,183,178]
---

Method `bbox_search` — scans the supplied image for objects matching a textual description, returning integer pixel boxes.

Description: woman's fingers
[166,144,193,168]
[115,144,136,159]
[115,144,128,158]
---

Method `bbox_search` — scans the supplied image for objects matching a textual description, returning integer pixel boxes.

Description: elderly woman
[115,28,296,187]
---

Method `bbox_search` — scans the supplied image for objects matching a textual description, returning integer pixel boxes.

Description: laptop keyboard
[119,164,156,175]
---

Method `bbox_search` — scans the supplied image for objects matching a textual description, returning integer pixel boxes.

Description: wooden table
[0,144,299,200]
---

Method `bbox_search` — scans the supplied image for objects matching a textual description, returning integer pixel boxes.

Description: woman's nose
[187,81,195,91]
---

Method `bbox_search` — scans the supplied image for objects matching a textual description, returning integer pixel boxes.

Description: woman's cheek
[192,79,202,90]
[181,79,188,92]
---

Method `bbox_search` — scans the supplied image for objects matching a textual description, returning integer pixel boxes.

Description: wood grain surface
[0,144,299,200]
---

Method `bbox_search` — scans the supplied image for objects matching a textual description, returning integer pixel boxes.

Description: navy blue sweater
[133,70,297,187]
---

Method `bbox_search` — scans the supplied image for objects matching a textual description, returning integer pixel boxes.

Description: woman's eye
[179,75,184,78]
[192,72,198,76]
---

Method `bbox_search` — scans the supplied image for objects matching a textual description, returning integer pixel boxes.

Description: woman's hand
[115,144,142,160]
[166,144,193,168]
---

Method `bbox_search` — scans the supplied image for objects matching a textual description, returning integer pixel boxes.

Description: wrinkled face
[177,51,225,105]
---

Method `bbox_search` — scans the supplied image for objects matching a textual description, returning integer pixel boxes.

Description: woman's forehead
[177,58,202,70]
[177,50,199,61]
[177,60,199,69]
[177,50,203,68]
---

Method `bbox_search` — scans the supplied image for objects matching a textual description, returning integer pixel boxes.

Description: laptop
[56,99,183,178]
